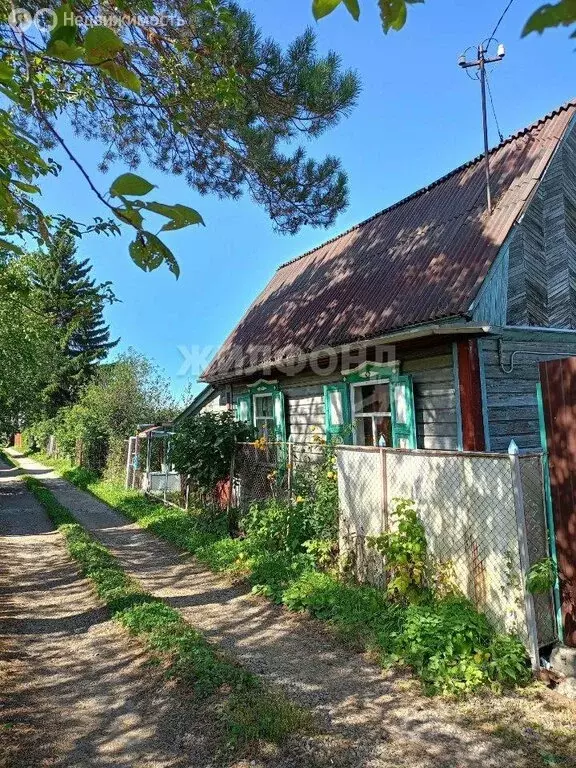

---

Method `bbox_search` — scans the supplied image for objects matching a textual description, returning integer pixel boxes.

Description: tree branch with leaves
[311,0,576,40]
[0,0,359,275]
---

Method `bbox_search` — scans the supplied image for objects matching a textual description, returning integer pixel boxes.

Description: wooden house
[198,101,576,453]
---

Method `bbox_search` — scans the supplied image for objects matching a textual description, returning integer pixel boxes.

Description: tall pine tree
[28,227,118,414]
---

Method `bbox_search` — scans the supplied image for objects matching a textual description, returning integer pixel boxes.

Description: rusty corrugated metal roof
[203,100,576,381]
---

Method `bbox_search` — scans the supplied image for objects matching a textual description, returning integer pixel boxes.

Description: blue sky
[38,0,576,400]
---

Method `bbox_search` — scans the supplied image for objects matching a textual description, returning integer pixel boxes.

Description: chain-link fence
[232,440,325,509]
[40,434,109,473]
[519,455,557,647]
[336,445,556,655]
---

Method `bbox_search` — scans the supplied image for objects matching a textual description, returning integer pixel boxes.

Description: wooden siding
[406,354,459,450]
[506,117,576,328]
[480,333,576,452]
[471,242,509,325]
[230,346,460,450]
[286,384,326,442]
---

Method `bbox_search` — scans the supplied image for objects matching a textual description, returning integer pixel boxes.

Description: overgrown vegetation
[21,471,311,748]
[526,557,558,595]
[31,444,532,697]
[22,350,176,477]
[171,411,253,501]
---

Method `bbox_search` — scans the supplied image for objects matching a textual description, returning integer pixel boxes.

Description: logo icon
[8,7,33,30]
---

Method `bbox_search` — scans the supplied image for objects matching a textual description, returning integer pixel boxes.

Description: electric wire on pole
[490,0,517,40]
[458,42,506,214]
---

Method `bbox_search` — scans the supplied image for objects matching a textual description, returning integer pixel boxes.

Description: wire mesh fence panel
[336,446,554,648]
[233,441,326,510]
[519,454,557,646]
[337,448,386,586]
[233,442,287,508]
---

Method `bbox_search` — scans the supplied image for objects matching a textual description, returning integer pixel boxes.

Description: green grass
[19,470,311,747]
[19,449,531,696]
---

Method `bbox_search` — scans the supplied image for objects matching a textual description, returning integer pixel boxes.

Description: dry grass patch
[455,684,576,767]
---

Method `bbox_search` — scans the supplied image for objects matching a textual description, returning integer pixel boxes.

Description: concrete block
[557,677,576,700]
[550,645,576,677]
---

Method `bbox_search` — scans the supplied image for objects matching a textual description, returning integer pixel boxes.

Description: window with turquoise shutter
[338,363,417,449]
[245,380,287,443]
[323,382,352,443]
[390,374,417,449]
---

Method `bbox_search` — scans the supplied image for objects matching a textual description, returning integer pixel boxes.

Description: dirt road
[0,458,229,767]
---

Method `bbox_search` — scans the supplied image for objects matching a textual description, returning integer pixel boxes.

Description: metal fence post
[287,438,293,503]
[380,447,388,534]
[509,441,540,672]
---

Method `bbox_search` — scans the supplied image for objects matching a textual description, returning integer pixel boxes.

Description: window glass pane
[255,395,273,418]
[355,417,373,446]
[354,383,390,414]
[374,417,392,447]
[256,418,275,439]
[329,389,344,426]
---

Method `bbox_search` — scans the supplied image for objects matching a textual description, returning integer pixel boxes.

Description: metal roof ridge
[276,98,576,272]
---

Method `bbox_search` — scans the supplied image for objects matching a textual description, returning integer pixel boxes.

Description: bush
[291,442,339,544]
[34,451,531,698]
[248,550,315,602]
[241,499,312,555]
[395,597,530,695]
[22,417,57,452]
[171,411,253,499]
[367,498,430,603]
[283,569,404,641]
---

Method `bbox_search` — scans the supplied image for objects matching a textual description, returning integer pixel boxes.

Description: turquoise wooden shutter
[273,390,287,442]
[323,382,352,444]
[235,394,253,425]
[390,375,417,449]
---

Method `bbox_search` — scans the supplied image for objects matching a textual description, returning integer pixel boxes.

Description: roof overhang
[173,384,215,425]
[201,320,496,384]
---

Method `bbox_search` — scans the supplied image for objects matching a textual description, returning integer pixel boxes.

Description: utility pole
[459,42,505,214]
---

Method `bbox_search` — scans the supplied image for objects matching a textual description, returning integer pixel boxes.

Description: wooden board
[540,357,576,646]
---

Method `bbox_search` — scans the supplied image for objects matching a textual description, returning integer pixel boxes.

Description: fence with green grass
[336,444,556,665]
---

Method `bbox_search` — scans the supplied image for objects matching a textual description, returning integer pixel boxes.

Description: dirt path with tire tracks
[0,457,233,768]
[5,450,576,768]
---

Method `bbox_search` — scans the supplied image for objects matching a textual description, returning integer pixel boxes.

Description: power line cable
[489,0,516,40]
[485,70,504,142]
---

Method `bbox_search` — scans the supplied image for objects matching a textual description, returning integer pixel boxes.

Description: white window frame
[253,392,275,439]
[350,378,392,447]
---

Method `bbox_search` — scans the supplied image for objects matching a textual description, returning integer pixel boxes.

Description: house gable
[470,240,510,326]
[504,115,576,328]
[203,101,576,383]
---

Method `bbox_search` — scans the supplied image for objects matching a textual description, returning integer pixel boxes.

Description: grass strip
[19,469,311,747]
[14,450,532,696]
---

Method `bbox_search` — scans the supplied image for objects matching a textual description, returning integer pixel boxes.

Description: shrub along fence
[232,440,325,509]
[336,445,556,666]
[30,432,109,474]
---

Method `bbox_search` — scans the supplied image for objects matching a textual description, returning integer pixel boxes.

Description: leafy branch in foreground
[0,0,359,275]
[312,0,576,41]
